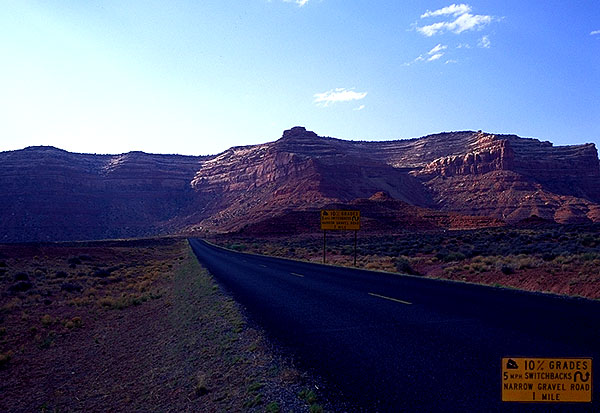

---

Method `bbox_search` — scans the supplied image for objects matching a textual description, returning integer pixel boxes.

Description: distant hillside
[0,147,208,242]
[237,192,504,236]
[1,127,599,242]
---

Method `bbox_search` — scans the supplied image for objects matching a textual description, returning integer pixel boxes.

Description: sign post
[323,230,327,264]
[320,210,360,265]
[354,229,357,267]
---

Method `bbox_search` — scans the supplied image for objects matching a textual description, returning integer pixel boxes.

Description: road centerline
[368,292,412,305]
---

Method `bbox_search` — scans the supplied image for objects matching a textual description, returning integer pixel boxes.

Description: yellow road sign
[320,210,360,231]
[502,357,592,403]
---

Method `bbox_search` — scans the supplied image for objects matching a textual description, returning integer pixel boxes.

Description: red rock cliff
[2,127,600,240]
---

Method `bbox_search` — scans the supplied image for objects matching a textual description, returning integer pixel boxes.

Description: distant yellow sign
[502,357,592,403]
[320,210,360,231]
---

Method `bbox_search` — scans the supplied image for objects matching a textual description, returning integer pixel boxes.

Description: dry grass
[213,225,600,300]
[0,238,324,412]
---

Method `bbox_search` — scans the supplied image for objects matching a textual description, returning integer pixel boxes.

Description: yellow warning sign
[502,357,592,403]
[320,210,360,231]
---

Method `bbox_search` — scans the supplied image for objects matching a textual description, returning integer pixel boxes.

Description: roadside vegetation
[214,224,600,300]
[0,238,328,412]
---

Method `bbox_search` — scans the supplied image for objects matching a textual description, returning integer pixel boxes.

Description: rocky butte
[1,127,599,242]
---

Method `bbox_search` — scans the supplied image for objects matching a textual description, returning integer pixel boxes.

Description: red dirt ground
[0,238,326,412]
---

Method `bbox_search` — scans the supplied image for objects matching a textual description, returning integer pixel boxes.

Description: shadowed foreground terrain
[0,238,327,412]
[214,224,600,301]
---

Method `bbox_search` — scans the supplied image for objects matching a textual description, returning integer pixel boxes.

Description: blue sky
[1,1,598,155]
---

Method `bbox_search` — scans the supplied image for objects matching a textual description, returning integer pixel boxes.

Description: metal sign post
[354,229,357,267]
[323,229,327,264]
[320,210,360,266]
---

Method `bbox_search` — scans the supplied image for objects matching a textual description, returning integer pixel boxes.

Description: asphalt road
[189,239,600,412]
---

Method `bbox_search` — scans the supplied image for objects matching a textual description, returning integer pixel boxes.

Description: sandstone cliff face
[377,131,598,194]
[393,132,600,223]
[188,127,434,232]
[507,137,600,201]
[187,127,600,229]
[422,171,598,224]
[1,127,599,241]
[0,146,205,242]
[416,133,513,177]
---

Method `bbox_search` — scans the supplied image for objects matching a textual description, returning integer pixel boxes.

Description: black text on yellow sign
[320,210,360,231]
[502,357,592,403]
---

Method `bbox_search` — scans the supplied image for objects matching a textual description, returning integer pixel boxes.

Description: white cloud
[478,35,491,48]
[416,4,493,36]
[418,13,492,36]
[421,4,471,19]
[428,43,448,55]
[283,0,309,6]
[417,22,446,37]
[403,55,426,66]
[405,44,448,65]
[353,105,366,111]
[452,13,492,33]
[407,4,495,65]
[314,88,367,107]
[591,30,600,35]
[427,44,447,61]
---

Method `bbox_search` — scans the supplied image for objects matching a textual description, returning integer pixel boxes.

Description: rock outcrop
[416,133,513,177]
[1,127,599,241]
[238,190,503,236]
[188,127,434,232]
[397,132,600,223]
[0,146,205,242]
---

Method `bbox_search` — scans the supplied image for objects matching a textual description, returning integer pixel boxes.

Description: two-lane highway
[189,239,600,412]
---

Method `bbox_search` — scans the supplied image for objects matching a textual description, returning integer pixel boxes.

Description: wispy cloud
[478,35,491,48]
[404,43,448,65]
[418,13,492,36]
[314,88,367,107]
[417,3,493,36]
[417,22,446,37]
[405,4,497,67]
[421,4,471,19]
[403,55,425,66]
[353,105,366,111]
[429,43,448,55]
[591,30,600,36]
[283,0,309,7]
[427,44,447,61]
